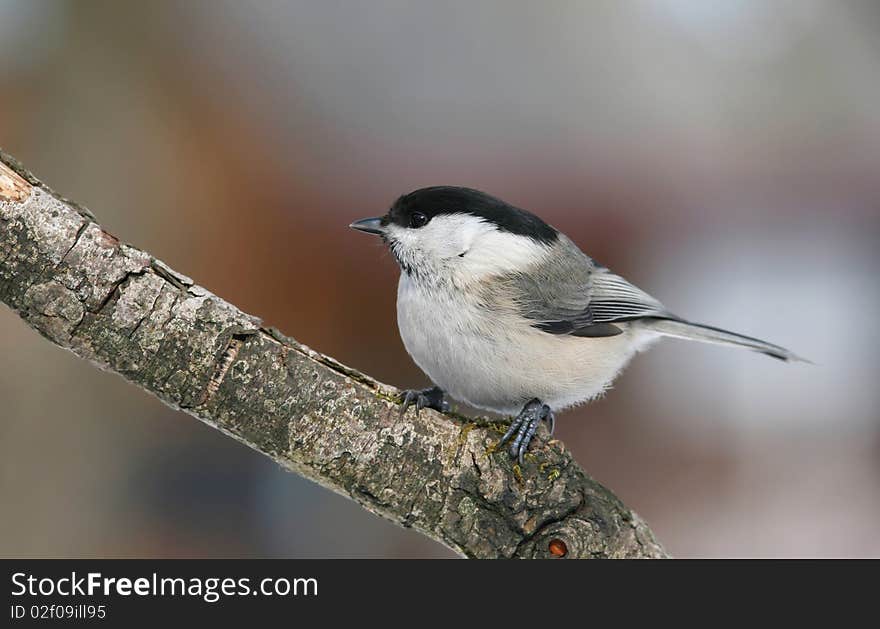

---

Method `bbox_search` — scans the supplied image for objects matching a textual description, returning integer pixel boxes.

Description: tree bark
[0,149,667,559]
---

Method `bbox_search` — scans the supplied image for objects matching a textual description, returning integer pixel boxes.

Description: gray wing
[504,237,671,337]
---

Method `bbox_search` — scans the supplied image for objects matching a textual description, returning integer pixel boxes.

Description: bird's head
[350,186,558,283]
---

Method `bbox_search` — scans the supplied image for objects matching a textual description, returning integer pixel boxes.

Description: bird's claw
[399,386,449,416]
[497,398,555,464]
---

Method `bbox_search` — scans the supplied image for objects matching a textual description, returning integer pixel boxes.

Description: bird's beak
[349,217,386,235]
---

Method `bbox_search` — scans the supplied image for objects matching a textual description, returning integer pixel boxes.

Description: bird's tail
[645,317,808,363]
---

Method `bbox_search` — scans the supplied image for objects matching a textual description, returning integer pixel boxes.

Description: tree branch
[0,149,667,559]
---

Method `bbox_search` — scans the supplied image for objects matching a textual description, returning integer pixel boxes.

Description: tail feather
[645,318,808,363]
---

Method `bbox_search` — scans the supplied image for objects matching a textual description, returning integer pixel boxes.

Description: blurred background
[1,0,879,558]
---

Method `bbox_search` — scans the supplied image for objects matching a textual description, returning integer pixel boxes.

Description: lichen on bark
[0,148,667,559]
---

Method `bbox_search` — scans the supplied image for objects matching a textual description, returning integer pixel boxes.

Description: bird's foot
[497,398,555,464]
[399,386,449,416]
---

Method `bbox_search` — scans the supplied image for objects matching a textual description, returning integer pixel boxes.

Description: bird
[350,186,803,463]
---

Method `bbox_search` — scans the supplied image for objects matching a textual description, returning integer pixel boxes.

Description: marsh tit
[351,186,802,462]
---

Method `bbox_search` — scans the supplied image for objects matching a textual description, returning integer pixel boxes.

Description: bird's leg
[498,398,555,463]
[399,386,449,416]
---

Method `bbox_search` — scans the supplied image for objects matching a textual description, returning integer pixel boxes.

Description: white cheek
[386,215,489,266]
[458,231,551,281]
[421,215,489,258]
[386,215,551,282]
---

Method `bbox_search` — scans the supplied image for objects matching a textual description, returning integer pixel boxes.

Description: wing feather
[497,237,672,336]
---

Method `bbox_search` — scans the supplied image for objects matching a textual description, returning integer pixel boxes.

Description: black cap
[388,186,558,244]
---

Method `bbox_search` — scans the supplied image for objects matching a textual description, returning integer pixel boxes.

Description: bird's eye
[409,212,429,229]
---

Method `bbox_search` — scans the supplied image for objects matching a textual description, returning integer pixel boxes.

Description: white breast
[396,274,657,415]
